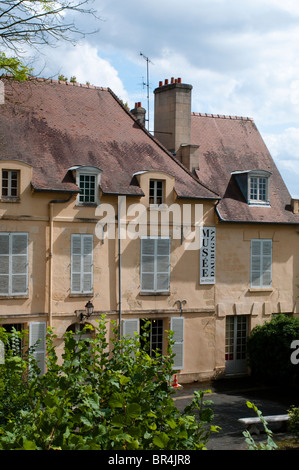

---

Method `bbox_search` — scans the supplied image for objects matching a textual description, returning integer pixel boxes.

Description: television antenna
[140,52,153,131]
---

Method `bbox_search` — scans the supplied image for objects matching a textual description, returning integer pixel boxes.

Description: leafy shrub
[288,406,299,436]
[0,317,219,450]
[247,315,299,384]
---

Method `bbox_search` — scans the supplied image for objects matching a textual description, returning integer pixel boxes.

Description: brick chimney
[130,102,146,127]
[154,78,192,155]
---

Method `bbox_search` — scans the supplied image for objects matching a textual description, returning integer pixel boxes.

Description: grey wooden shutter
[122,319,139,357]
[261,240,272,287]
[29,322,46,375]
[71,234,93,293]
[0,233,28,295]
[0,233,9,294]
[170,317,184,370]
[82,235,93,293]
[251,239,272,288]
[141,238,170,292]
[11,233,28,295]
[122,319,139,339]
[156,238,170,291]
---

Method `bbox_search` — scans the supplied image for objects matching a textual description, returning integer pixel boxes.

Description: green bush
[288,406,299,436]
[247,315,299,384]
[0,317,219,450]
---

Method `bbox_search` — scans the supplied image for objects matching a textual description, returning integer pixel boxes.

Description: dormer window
[1,169,19,200]
[232,169,271,206]
[149,179,164,205]
[249,175,268,204]
[69,166,101,206]
[79,173,96,204]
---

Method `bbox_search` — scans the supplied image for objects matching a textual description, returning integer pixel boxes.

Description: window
[141,237,170,293]
[69,166,101,206]
[149,179,164,205]
[79,173,96,204]
[71,234,93,294]
[122,316,184,369]
[140,319,164,357]
[250,239,272,288]
[0,233,28,295]
[1,170,19,199]
[249,176,268,203]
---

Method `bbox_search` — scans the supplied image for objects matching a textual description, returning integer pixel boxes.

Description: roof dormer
[232,169,271,206]
[69,165,102,206]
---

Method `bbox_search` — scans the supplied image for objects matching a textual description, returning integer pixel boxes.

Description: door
[225,315,249,376]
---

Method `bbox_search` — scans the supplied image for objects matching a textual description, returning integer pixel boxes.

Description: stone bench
[238,414,289,435]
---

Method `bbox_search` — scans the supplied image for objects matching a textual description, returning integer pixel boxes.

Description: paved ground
[172,376,299,450]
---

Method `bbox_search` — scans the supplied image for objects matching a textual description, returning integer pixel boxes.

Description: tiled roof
[0,77,219,200]
[191,112,299,224]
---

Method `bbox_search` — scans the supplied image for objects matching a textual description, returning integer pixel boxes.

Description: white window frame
[71,234,93,294]
[149,179,164,206]
[140,237,171,293]
[250,239,272,288]
[248,171,270,205]
[1,169,20,199]
[0,232,28,296]
[69,166,101,206]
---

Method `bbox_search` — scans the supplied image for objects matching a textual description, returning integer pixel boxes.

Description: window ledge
[0,294,29,299]
[139,291,170,296]
[1,197,20,203]
[69,293,94,297]
[248,287,273,293]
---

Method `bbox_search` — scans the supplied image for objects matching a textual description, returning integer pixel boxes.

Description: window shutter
[122,319,139,339]
[0,233,9,294]
[156,238,170,292]
[0,233,28,295]
[261,240,272,287]
[251,239,272,288]
[11,233,28,295]
[171,317,184,370]
[71,234,93,293]
[29,322,46,375]
[141,238,170,292]
[82,235,93,293]
[122,319,139,357]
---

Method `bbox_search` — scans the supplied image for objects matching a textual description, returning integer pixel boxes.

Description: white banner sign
[200,227,216,284]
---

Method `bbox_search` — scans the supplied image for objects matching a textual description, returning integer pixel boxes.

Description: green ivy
[0,318,219,450]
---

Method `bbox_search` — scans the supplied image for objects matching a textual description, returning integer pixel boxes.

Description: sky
[25,0,299,198]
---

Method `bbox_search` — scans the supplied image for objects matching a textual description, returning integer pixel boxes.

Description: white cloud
[34,42,129,103]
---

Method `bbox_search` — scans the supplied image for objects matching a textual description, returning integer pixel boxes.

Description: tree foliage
[0,318,218,450]
[247,314,299,384]
[0,0,99,78]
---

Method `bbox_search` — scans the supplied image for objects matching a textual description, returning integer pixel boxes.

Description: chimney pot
[177,78,182,83]
[165,79,168,85]
[159,81,163,87]
[171,77,175,84]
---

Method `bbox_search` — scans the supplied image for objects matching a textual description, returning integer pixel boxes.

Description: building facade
[0,76,298,382]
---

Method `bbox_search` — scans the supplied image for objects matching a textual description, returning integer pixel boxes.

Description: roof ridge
[192,112,254,121]
[0,74,109,91]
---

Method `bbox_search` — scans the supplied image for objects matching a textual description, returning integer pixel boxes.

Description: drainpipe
[48,195,73,328]
[117,196,126,340]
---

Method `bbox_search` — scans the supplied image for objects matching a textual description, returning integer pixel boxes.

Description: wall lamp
[79,300,94,322]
